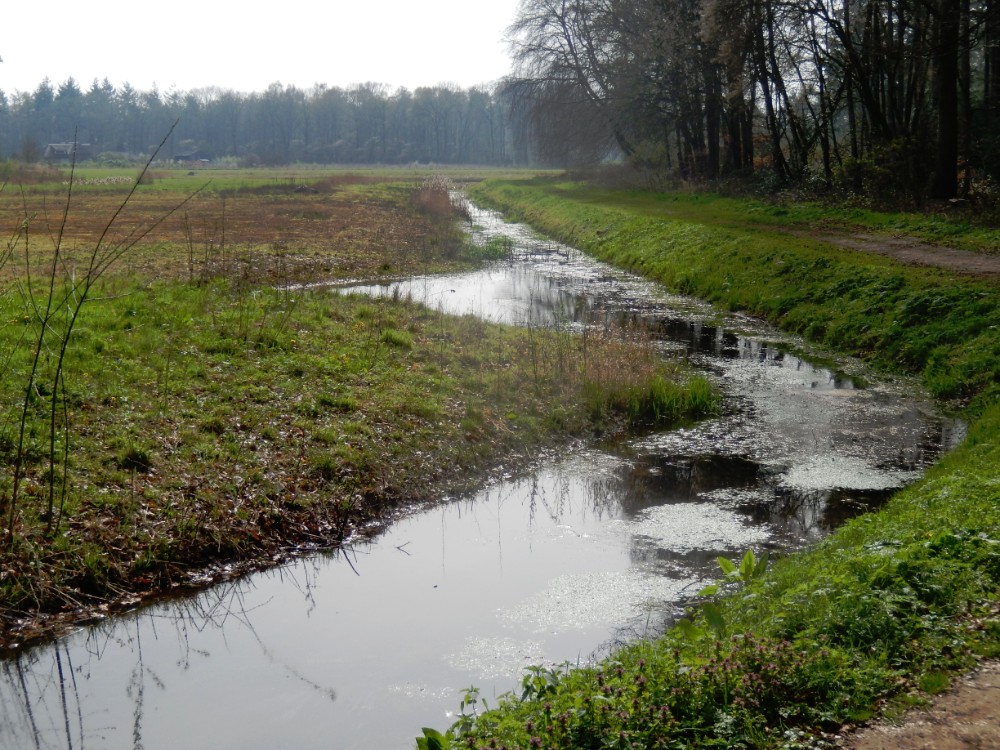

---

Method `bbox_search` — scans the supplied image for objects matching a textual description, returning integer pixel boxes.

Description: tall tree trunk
[752,11,790,182]
[843,0,862,191]
[931,0,959,199]
[986,0,1000,126]
[704,62,722,179]
[743,82,756,171]
[960,0,971,195]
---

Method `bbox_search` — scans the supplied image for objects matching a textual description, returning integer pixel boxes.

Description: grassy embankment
[416,180,1000,749]
[0,169,715,647]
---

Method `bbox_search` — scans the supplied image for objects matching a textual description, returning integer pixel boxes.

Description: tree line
[0,78,512,166]
[506,0,996,202]
[4,0,994,207]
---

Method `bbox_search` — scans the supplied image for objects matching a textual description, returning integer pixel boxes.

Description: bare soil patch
[840,660,1000,749]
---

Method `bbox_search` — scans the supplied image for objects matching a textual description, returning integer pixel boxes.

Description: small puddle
[0,201,962,750]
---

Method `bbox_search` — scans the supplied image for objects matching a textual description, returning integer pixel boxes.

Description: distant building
[172,150,211,164]
[44,143,95,163]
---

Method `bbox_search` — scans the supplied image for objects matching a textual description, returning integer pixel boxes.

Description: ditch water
[0,201,963,750]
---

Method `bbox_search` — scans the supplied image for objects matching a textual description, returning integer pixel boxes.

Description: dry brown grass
[0,176,468,287]
[0,163,64,186]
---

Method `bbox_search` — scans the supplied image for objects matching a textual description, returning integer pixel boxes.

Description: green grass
[0,269,715,633]
[423,179,1000,749]
[471,180,1000,406]
[531,182,1000,253]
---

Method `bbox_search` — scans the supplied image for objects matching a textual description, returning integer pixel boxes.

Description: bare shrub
[411,175,454,217]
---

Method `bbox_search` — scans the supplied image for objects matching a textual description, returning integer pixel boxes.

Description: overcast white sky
[1,0,521,95]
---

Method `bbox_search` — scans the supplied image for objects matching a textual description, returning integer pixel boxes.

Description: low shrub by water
[576,325,718,429]
[585,374,716,428]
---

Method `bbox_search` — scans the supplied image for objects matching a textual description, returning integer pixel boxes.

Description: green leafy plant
[468,234,515,261]
[699,549,770,598]
[415,727,450,750]
[695,549,770,637]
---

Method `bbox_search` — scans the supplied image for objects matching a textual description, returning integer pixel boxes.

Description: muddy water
[0,203,961,750]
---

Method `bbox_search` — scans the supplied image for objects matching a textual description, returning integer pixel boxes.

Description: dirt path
[817,232,1000,278]
[839,660,1000,749]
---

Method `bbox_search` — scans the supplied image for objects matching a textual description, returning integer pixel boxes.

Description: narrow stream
[0,202,961,750]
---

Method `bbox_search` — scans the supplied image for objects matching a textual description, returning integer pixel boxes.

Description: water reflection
[0,200,961,750]
[0,440,949,749]
[0,453,770,750]
[0,574,341,750]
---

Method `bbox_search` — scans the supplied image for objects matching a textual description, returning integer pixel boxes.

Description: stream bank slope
[436,179,1000,749]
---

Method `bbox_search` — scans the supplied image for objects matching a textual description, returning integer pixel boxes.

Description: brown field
[0,171,469,286]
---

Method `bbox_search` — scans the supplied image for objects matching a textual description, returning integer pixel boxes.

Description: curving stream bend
[0,201,962,750]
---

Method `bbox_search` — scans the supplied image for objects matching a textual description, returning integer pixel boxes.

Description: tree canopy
[506,0,994,202]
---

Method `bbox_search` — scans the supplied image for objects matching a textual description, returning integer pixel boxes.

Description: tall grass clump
[467,234,516,262]
[410,174,471,260]
[577,325,717,427]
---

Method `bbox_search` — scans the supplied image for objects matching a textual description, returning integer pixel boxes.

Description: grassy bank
[471,181,1000,407]
[425,180,1000,748]
[0,170,716,647]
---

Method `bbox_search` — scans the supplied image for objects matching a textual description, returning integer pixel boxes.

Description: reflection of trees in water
[467,460,631,531]
[628,536,725,572]
[2,643,93,750]
[614,454,761,515]
[126,621,159,750]
[592,596,692,663]
[505,269,590,327]
[617,452,895,583]
[619,449,896,544]
[0,560,339,750]
[2,651,45,749]
[739,486,890,542]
